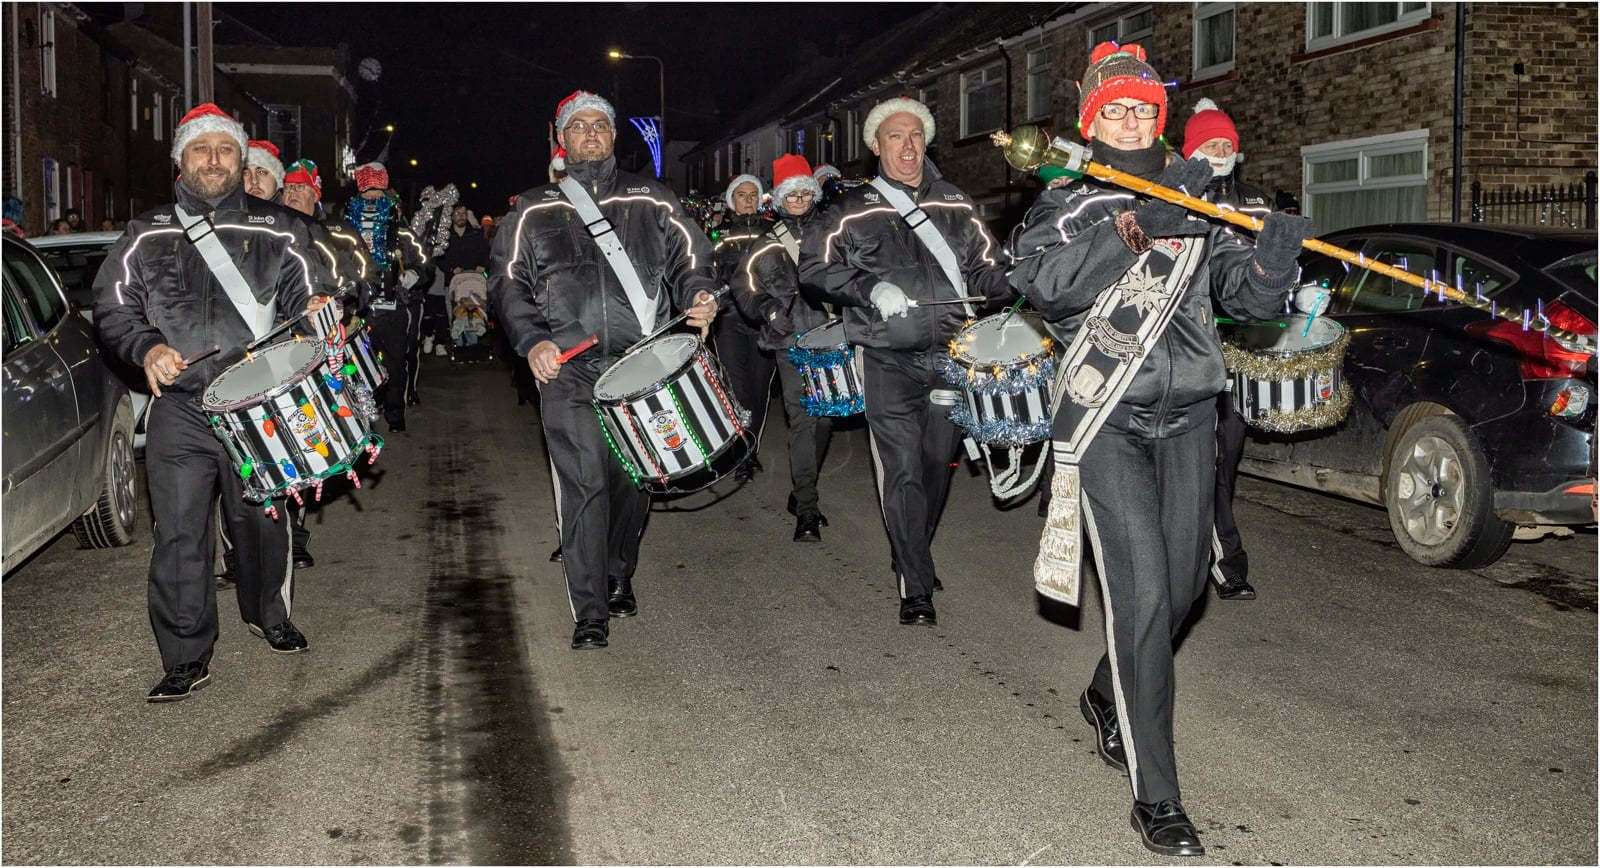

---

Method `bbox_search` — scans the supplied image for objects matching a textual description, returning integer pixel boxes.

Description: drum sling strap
[1034,236,1205,606]
[174,206,276,340]
[867,177,974,319]
[559,177,658,334]
[772,220,834,317]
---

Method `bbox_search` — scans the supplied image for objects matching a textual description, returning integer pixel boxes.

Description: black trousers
[860,347,963,599]
[714,316,775,447]
[1211,390,1249,583]
[538,362,651,622]
[369,303,411,423]
[146,396,292,670]
[422,293,450,345]
[1080,412,1216,806]
[775,353,832,515]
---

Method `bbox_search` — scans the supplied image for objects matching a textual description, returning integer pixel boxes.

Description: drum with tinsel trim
[591,334,754,495]
[939,313,1057,446]
[202,338,382,508]
[1221,313,1352,433]
[788,320,865,417]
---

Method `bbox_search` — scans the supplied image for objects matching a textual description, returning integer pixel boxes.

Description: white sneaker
[421,336,435,354]
[435,345,449,356]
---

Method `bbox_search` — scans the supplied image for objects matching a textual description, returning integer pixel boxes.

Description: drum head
[202,339,326,411]
[1230,314,1345,355]
[955,313,1049,365]
[796,319,848,350]
[594,334,698,401]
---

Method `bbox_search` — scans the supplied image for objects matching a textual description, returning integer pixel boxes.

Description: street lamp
[408,157,419,167]
[384,123,396,133]
[606,48,665,144]
[470,181,479,189]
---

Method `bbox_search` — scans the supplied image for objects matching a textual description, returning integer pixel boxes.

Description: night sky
[228,3,931,215]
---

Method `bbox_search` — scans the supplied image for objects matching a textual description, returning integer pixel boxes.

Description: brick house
[683,2,1596,234]
[216,45,358,184]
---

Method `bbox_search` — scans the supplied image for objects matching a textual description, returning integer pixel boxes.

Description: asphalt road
[3,356,1595,865]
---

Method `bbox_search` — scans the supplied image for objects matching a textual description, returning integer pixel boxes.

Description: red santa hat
[771,154,821,204]
[282,159,322,200]
[246,139,284,185]
[170,102,248,163]
[554,90,617,134]
[1076,42,1168,141]
[1181,98,1240,159]
[353,162,389,193]
[862,96,935,146]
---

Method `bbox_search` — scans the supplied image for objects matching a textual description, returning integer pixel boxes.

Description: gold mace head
[990,124,1052,172]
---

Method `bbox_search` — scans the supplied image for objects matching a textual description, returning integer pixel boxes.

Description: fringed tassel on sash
[1033,447,1081,606]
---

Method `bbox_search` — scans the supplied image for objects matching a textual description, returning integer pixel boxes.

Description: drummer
[490,90,718,651]
[732,154,834,542]
[93,104,335,702]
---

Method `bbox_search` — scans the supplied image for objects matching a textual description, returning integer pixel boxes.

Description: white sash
[558,177,657,334]
[771,220,801,265]
[174,206,276,339]
[868,177,973,318]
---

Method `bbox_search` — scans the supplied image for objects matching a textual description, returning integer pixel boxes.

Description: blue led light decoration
[630,117,664,179]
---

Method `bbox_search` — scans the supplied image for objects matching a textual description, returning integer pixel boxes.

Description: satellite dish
[358,57,383,82]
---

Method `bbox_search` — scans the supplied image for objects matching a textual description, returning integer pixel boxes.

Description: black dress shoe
[794,513,822,542]
[898,595,937,626]
[406,393,421,406]
[1080,688,1128,774]
[549,546,563,563]
[933,577,944,592]
[293,547,315,570]
[387,417,406,433]
[607,576,638,618]
[249,620,309,654]
[786,494,828,527]
[571,619,609,650]
[147,661,212,703]
[1131,799,1205,857]
[1216,573,1257,600]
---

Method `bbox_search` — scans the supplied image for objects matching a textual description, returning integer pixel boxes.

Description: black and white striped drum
[591,334,754,495]
[202,338,382,506]
[788,320,865,417]
[1222,314,1353,434]
[940,313,1057,446]
[308,297,343,344]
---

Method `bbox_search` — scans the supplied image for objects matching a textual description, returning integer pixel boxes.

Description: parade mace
[990,125,1595,353]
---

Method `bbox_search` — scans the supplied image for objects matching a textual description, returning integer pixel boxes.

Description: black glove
[1252,212,1315,279]
[1133,156,1215,238]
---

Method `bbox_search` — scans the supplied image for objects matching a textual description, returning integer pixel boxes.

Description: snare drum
[308,297,343,344]
[787,320,865,417]
[202,338,381,503]
[1222,314,1352,433]
[940,313,1057,446]
[592,334,754,495]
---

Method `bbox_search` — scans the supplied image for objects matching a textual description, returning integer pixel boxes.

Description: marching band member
[800,96,1012,626]
[243,139,285,202]
[732,154,833,542]
[1007,44,1317,855]
[490,90,719,650]
[713,172,775,482]
[1183,98,1272,602]
[92,104,333,701]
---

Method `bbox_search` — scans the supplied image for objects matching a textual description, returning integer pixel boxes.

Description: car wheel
[72,400,139,549]
[1383,413,1513,568]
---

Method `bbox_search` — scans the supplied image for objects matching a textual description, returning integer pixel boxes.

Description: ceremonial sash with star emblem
[1034,236,1206,605]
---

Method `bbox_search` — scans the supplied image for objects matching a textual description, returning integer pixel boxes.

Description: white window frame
[1087,5,1154,49]
[42,158,60,222]
[152,91,164,141]
[130,77,139,133]
[39,9,58,97]
[845,109,860,161]
[1024,43,1052,121]
[1301,128,1429,227]
[1305,2,1431,52]
[959,61,1005,139]
[1192,2,1236,80]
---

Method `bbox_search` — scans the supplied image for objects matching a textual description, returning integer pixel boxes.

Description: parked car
[30,230,151,451]
[1240,223,1595,568]
[2,234,138,574]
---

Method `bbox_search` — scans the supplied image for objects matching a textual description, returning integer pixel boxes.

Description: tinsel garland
[787,346,852,369]
[802,392,865,417]
[411,183,460,257]
[346,196,396,271]
[935,353,1057,395]
[948,406,1053,447]
[1221,329,1351,380]
[1245,381,1354,434]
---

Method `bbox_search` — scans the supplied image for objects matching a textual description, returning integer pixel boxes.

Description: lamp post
[606,48,665,144]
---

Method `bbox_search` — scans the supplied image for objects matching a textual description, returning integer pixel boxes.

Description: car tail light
[1468,300,1596,379]
[1550,383,1591,418]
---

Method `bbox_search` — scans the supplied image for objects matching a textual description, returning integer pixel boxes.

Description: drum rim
[593,333,703,402]
[1223,314,1347,358]
[951,312,1052,367]
[201,339,329,412]
[795,317,848,350]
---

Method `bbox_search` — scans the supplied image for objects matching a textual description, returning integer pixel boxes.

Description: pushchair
[447,270,493,362]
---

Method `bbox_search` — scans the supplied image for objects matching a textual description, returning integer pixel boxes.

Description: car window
[2,280,34,356]
[1452,253,1513,300]
[1544,251,1598,296]
[0,245,68,332]
[36,243,111,310]
[1340,239,1441,314]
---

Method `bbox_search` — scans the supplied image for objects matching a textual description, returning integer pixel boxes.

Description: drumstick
[244,304,318,352]
[1216,317,1289,329]
[556,334,599,363]
[906,295,986,307]
[624,285,731,354]
[182,345,222,365]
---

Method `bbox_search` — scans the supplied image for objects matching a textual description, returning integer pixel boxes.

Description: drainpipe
[182,2,192,108]
[10,3,22,198]
[997,39,1014,211]
[1451,3,1466,222]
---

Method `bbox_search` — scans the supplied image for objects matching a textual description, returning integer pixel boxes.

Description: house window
[152,92,164,141]
[1307,2,1430,51]
[1193,3,1236,79]
[40,10,57,97]
[713,147,722,180]
[1025,45,1052,120]
[845,109,860,161]
[1302,129,1428,233]
[960,62,1005,139]
[267,103,302,158]
[64,164,74,217]
[1088,5,1154,48]
[130,77,139,133]
[919,85,939,120]
[42,158,60,222]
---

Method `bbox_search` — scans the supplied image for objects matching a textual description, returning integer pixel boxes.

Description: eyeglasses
[564,120,613,136]
[1099,103,1161,121]
[783,191,816,203]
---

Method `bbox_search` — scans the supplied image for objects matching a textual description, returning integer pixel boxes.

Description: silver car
[2,234,138,573]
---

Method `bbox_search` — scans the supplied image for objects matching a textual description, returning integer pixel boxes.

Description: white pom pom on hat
[1192,97,1219,114]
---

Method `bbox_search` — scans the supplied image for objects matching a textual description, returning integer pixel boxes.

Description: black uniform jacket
[732,205,832,352]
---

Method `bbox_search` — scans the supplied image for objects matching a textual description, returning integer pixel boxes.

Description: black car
[1240,223,1595,569]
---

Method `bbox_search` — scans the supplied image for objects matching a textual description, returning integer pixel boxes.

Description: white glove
[399,269,420,290]
[870,281,910,319]
[1294,286,1330,317]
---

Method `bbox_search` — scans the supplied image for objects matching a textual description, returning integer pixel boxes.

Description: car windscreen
[36,243,112,310]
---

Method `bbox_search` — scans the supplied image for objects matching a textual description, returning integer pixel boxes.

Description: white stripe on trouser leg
[755,366,777,449]
[279,509,295,619]
[1209,526,1227,587]
[856,349,904,598]
[1082,499,1142,800]
[405,306,422,397]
